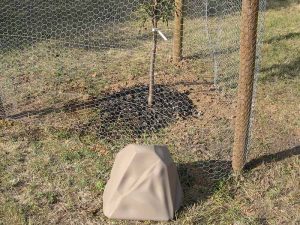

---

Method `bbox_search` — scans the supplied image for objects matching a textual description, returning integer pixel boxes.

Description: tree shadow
[260,57,300,81]
[265,32,300,44]
[178,145,300,206]
[0,0,266,52]
[185,46,239,61]
[0,0,148,51]
[267,0,299,10]
[7,84,198,140]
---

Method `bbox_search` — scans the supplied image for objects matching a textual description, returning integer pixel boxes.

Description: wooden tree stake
[173,0,184,63]
[232,0,260,174]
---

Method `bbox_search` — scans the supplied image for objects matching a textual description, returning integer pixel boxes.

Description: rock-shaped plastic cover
[103,144,183,221]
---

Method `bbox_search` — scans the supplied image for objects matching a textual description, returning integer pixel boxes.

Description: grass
[0,0,300,224]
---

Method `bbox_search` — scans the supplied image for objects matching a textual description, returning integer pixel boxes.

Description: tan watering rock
[103,144,183,221]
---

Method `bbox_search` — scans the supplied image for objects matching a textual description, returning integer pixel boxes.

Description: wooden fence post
[232,0,260,174]
[173,0,184,63]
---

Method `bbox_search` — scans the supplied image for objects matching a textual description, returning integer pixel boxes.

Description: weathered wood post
[232,0,260,174]
[173,0,184,63]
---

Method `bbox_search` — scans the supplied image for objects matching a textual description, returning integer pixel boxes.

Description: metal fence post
[232,0,260,174]
[173,0,184,63]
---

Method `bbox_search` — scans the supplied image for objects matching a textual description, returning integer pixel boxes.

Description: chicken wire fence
[0,0,266,179]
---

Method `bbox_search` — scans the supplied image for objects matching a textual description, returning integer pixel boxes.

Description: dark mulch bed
[74,84,198,141]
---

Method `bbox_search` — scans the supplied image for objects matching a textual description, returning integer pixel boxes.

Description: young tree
[138,0,174,107]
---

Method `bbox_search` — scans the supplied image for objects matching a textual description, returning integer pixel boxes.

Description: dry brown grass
[0,1,300,225]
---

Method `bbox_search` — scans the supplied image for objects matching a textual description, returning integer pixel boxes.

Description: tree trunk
[173,0,184,63]
[148,15,158,107]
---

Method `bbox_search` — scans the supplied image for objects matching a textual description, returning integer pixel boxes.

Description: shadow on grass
[245,145,300,170]
[7,85,198,140]
[260,57,300,81]
[178,160,232,205]
[178,145,300,205]
[267,0,299,10]
[185,46,239,61]
[265,32,300,44]
[0,0,151,51]
[0,0,240,52]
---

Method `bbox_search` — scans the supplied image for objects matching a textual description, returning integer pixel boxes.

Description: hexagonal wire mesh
[0,0,266,180]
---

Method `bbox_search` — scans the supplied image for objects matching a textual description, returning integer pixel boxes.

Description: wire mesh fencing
[0,0,266,179]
